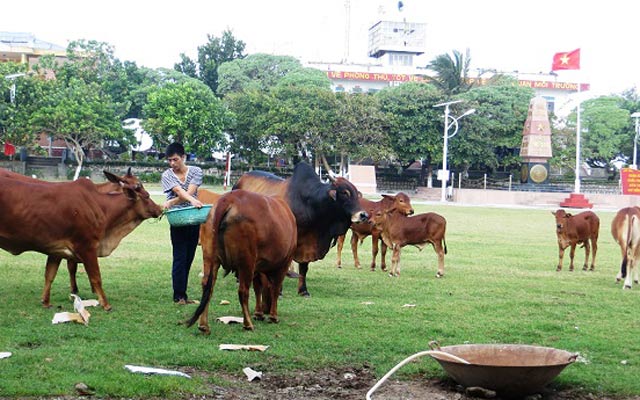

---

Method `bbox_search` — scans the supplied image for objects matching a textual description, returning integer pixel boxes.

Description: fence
[455,173,622,195]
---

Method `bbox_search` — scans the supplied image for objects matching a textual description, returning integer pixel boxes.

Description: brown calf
[370,208,447,278]
[187,189,297,332]
[552,209,599,272]
[336,193,414,271]
[611,207,640,288]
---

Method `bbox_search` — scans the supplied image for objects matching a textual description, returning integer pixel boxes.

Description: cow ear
[357,191,363,198]
[123,186,138,200]
[328,189,337,200]
[566,213,572,218]
[551,211,556,216]
[104,170,120,184]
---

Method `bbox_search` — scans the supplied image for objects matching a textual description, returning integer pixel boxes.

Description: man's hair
[165,142,185,158]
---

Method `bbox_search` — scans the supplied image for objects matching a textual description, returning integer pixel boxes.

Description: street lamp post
[433,100,476,202]
[631,112,640,169]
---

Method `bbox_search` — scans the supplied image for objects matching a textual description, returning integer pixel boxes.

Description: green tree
[455,80,534,174]
[579,96,630,166]
[216,53,306,96]
[142,79,227,158]
[426,49,474,95]
[376,82,444,183]
[28,78,124,179]
[333,92,393,170]
[224,89,272,166]
[174,30,246,95]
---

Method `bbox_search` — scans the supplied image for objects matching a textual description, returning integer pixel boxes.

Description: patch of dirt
[185,366,640,400]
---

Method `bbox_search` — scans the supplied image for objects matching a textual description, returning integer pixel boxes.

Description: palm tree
[427,49,473,96]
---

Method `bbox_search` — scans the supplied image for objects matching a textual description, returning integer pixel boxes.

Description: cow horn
[126,167,133,177]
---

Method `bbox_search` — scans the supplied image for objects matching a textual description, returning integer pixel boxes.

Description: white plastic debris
[52,295,99,325]
[361,301,374,305]
[402,304,416,308]
[219,300,231,305]
[0,352,11,359]
[219,344,269,352]
[124,365,191,379]
[217,316,244,324]
[243,367,263,381]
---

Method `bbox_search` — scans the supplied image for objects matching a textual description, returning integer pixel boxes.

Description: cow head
[327,175,368,224]
[381,193,414,216]
[552,209,571,232]
[104,169,163,219]
[368,208,390,230]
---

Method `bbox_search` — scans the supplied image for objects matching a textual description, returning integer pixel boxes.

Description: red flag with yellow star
[552,48,580,71]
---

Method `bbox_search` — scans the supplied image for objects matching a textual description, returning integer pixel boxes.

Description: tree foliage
[427,49,474,95]
[174,30,246,95]
[142,79,227,158]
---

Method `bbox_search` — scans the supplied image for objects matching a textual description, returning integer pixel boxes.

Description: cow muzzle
[352,211,369,224]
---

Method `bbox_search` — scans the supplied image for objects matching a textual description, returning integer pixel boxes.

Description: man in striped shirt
[161,143,203,305]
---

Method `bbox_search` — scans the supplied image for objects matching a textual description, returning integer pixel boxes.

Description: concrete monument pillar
[519,97,552,184]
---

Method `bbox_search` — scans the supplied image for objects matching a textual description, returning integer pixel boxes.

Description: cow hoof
[198,325,211,335]
[40,302,52,309]
[556,267,562,272]
[243,325,255,331]
[298,290,310,298]
[254,314,265,321]
[103,304,113,312]
[336,265,342,269]
[436,272,443,278]
[268,317,279,324]
[582,266,588,271]
[624,285,632,290]
[616,277,622,283]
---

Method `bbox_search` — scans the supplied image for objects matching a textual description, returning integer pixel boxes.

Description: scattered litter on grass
[621,360,628,365]
[74,382,95,395]
[243,367,263,381]
[402,304,416,308]
[219,300,231,305]
[52,294,99,325]
[217,316,244,324]
[361,301,374,305]
[0,352,11,359]
[219,344,269,352]
[124,364,191,378]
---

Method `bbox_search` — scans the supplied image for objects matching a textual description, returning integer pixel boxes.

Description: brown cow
[369,208,447,278]
[0,168,127,303]
[611,207,640,288]
[187,189,297,332]
[552,209,599,272]
[233,162,367,297]
[0,170,162,310]
[336,193,414,271]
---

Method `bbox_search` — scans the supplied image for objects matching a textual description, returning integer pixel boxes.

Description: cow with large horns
[233,161,368,296]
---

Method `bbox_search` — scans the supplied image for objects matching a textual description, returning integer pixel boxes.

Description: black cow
[233,162,368,296]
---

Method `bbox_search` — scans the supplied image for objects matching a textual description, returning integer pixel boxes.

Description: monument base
[560,193,593,209]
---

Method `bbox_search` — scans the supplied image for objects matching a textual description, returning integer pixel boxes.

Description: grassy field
[1,194,639,398]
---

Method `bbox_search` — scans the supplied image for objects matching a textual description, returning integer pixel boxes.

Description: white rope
[365,350,470,400]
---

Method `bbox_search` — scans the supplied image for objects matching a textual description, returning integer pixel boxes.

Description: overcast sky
[4,0,638,96]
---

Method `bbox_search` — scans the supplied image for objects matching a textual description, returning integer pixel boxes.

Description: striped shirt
[161,166,203,209]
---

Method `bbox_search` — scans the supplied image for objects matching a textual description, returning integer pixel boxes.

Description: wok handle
[428,340,442,351]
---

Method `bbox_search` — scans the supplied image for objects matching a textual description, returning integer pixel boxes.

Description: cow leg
[237,267,255,331]
[268,266,289,323]
[67,260,79,295]
[380,241,388,272]
[556,244,566,271]
[41,255,62,307]
[589,237,597,271]
[351,232,362,269]
[624,259,635,289]
[79,250,111,311]
[297,262,310,297]
[568,244,577,272]
[434,241,445,278]
[336,234,345,268]
[582,241,591,271]
[253,272,267,321]
[389,246,401,277]
[370,234,380,271]
[197,263,220,335]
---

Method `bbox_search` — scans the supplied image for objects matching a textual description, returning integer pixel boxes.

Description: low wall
[453,188,640,210]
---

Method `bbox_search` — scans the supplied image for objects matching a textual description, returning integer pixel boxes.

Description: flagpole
[574,81,581,194]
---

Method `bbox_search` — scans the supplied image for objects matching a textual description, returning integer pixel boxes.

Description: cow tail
[443,237,448,255]
[622,214,637,278]
[186,269,214,327]
[187,198,231,327]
